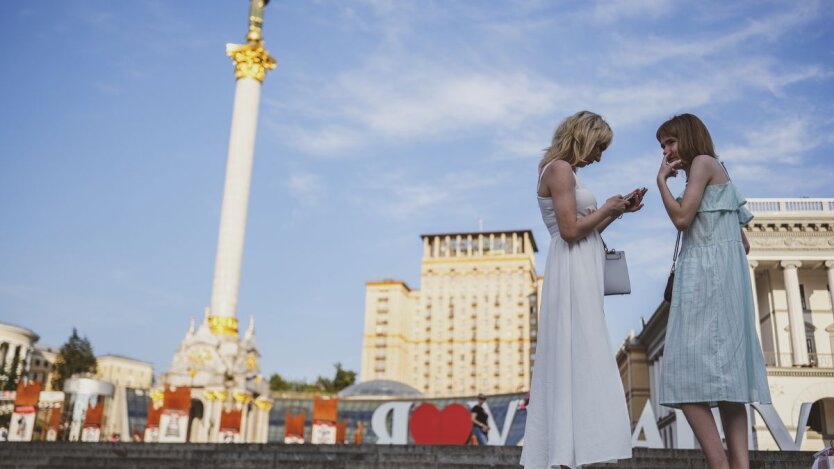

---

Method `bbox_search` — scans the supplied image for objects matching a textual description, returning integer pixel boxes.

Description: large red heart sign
[408,403,472,445]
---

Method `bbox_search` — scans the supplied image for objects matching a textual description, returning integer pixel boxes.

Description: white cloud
[592,0,676,24]
[722,118,816,165]
[276,124,363,156]
[611,1,822,68]
[287,171,325,204]
[270,58,566,155]
[351,169,506,220]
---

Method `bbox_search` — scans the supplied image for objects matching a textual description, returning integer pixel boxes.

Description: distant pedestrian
[470,394,489,445]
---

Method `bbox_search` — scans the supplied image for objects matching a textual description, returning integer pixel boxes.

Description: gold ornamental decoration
[233,392,253,405]
[205,390,228,402]
[245,352,259,371]
[149,389,164,406]
[226,42,276,83]
[254,399,273,411]
[208,315,239,336]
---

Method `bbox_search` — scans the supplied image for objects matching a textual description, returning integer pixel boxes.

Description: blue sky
[1,0,832,383]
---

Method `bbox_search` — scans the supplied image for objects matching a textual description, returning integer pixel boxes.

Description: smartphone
[626,188,647,207]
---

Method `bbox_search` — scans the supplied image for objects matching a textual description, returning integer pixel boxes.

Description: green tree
[53,328,97,391]
[0,346,21,391]
[315,376,334,393]
[269,363,356,394]
[269,372,290,392]
[331,362,356,392]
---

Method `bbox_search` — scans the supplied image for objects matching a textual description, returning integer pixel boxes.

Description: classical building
[97,355,153,390]
[618,197,834,451]
[361,230,540,397]
[96,354,154,440]
[0,322,38,390]
[27,346,58,391]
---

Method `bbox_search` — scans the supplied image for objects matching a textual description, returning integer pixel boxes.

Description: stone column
[781,260,808,366]
[826,260,834,312]
[748,260,762,340]
[209,77,262,333]
[208,32,276,335]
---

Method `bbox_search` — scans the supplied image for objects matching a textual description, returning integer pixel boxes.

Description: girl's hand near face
[657,154,683,181]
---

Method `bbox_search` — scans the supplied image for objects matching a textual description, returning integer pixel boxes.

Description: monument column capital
[226,42,276,83]
[825,260,834,269]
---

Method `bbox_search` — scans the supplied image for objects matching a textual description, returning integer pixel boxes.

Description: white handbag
[602,240,631,296]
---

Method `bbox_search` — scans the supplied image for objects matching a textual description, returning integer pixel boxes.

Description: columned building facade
[361,229,540,398]
[618,197,834,451]
[0,322,38,390]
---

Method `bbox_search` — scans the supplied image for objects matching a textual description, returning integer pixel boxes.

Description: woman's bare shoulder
[543,159,572,179]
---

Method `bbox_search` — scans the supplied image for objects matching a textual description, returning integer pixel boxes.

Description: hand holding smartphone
[625,187,648,209]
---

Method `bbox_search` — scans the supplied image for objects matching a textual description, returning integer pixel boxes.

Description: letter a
[631,401,663,448]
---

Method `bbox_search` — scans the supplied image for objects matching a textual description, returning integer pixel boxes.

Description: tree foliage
[0,346,21,391]
[331,362,356,392]
[53,328,97,391]
[269,363,356,394]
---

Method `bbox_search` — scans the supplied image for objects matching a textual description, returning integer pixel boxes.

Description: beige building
[28,346,59,391]
[619,197,834,451]
[97,354,154,389]
[96,354,154,440]
[361,229,540,397]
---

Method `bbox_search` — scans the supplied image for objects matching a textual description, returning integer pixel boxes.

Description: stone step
[0,443,817,469]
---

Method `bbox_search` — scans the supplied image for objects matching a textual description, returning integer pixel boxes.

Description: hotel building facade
[618,197,834,450]
[361,230,541,397]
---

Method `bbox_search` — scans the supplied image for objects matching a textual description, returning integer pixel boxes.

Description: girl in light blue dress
[656,114,771,469]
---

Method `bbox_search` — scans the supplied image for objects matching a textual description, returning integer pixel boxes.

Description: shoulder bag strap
[670,230,682,273]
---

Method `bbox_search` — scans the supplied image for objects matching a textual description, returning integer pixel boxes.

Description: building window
[799,284,808,311]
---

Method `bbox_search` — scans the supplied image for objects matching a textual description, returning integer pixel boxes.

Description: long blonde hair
[539,111,613,173]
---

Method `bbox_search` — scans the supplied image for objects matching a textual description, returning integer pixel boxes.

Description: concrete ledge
[0,443,817,469]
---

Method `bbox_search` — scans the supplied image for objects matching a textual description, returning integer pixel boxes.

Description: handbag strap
[670,230,682,273]
[601,237,613,254]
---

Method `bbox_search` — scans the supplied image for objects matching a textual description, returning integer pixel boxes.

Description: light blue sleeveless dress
[659,182,771,408]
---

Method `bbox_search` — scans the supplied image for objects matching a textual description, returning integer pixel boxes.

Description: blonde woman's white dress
[520,165,632,468]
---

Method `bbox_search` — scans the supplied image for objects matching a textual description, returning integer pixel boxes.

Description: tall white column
[781,260,808,366]
[206,32,275,336]
[210,77,262,323]
[826,260,834,312]
[748,260,762,340]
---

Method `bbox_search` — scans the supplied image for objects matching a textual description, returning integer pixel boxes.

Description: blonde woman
[521,111,644,469]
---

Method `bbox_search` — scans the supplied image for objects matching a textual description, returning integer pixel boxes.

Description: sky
[1,0,833,384]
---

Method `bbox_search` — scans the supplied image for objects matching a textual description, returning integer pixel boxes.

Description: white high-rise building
[361,230,541,397]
